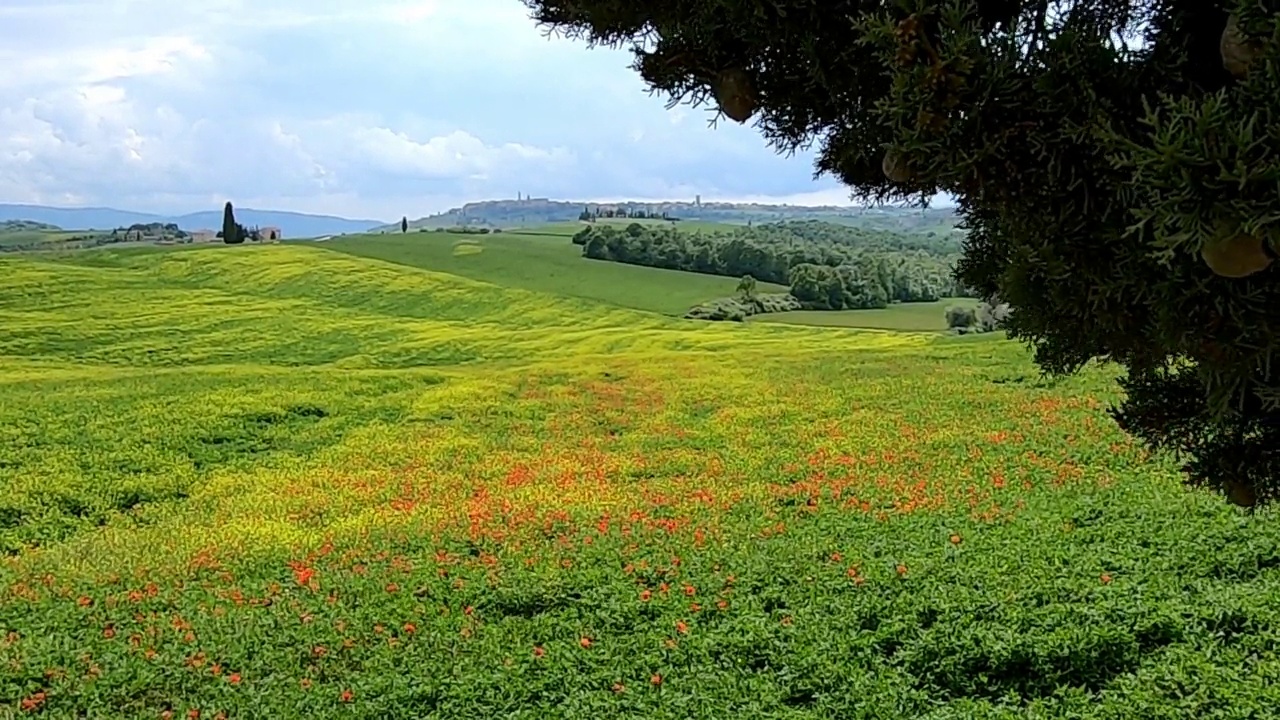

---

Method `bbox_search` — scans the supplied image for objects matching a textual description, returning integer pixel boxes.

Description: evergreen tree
[521,0,1280,507]
[401,216,409,233]
[222,202,237,246]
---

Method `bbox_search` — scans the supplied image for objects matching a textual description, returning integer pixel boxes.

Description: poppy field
[2,245,1279,718]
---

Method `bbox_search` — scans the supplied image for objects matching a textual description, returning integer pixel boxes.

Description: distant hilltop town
[392,193,960,234]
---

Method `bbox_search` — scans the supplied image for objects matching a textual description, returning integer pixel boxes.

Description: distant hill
[388,199,960,235]
[0,204,383,238]
[0,220,62,232]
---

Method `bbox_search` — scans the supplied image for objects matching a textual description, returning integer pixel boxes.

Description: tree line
[572,221,973,309]
[578,207,677,221]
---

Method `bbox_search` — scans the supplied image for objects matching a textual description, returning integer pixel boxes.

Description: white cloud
[0,0,856,220]
[346,127,572,180]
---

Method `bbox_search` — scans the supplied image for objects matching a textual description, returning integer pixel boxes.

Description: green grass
[3,244,1278,719]
[315,231,788,316]
[754,298,980,332]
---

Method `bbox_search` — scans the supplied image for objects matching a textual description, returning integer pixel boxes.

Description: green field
[2,244,1278,718]
[754,298,980,332]
[317,229,789,316]
[317,227,964,329]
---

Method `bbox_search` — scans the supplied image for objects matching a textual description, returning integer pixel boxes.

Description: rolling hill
[0,203,384,238]
[2,241,1277,718]
[317,224,975,330]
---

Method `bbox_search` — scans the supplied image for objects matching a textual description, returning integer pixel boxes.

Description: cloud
[0,0,863,221]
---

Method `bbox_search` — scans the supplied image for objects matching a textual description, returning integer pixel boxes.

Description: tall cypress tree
[222,202,237,246]
[401,216,408,233]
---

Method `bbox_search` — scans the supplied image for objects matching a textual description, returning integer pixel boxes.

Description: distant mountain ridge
[0,204,384,238]
[392,198,960,234]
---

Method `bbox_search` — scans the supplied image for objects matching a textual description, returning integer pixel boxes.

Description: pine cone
[712,68,757,123]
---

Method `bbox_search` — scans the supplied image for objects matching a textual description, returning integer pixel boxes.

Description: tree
[976,297,1013,333]
[222,202,238,246]
[946,305,979,330]
[401,216,409,234]
[520,0,1280,507]
[736,274,758,301]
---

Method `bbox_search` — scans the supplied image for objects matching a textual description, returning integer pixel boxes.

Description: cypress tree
[222,202,237,246]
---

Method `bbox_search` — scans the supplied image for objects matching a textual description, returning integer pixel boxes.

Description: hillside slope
[3,242,1279,719]
[0,245,922,369]
[319,231,790,316]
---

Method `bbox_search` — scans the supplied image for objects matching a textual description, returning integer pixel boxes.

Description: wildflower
[716,600,728,611]
[650,674,662,686]
[403,623,417,635]
[949,534,962,545]
[1101,574,1113,585]
[292,565,315,588]
[102,626,116,639]
[385,583,399,593]
[19,691,46,711]
[228,673,241,685]
[579,637,592,648]
[533,646,545,658]
[675,621,688,634]
[611,682,625,694]
[339,689,354,703]
[300,678,312,690]
[896,564,908,577]
[683,585,696,596]
[639,589,652,602]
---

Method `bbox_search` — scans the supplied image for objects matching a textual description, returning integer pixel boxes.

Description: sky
[0,0,873,222]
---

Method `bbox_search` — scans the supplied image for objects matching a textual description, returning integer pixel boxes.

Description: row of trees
[573,221,972,308]
[578,207,676,221]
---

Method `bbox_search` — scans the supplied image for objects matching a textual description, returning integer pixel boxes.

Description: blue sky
[0,0,865,221]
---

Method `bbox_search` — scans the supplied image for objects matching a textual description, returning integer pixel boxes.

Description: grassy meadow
[317,228,788,316]
[318,225,963,329]
[2,244,1279,718]
[753,298,980,332]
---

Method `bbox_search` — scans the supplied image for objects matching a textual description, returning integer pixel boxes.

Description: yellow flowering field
[1,246,1278,718]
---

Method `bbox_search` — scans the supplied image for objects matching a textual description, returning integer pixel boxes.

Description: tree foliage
[574,221,971,307]
[523,0,1280,506]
